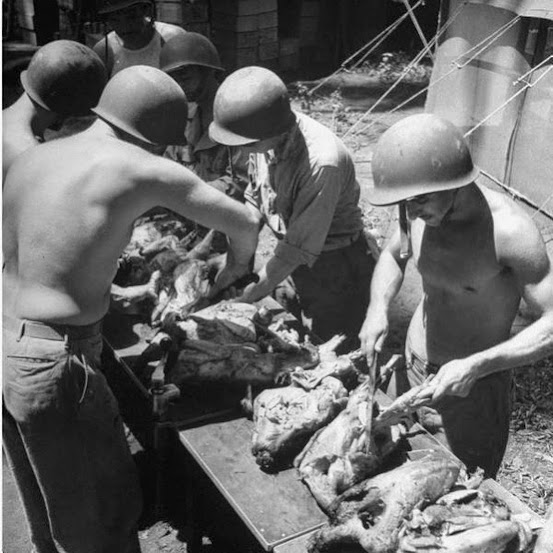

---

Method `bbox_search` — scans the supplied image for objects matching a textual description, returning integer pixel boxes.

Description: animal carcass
[252,376,348,472]
[166,302,320,388]
[309,453,460,553]
[251,337,363,472]
[150,231,217,326]
[295,381,406,512]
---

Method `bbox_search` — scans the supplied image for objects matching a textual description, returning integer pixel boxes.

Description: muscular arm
[139,157,261,289]
[359,227,409,363]
[431,209,553,400]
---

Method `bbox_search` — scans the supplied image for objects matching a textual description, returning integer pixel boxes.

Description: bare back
[3,123,259,325]
[407,186,523,364]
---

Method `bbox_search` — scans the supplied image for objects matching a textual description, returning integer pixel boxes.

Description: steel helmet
[368,113,480,206]
[160,32,223,73]
[98,0,152,15]
[91,65,188,146]
[20,40,107,117]
[209,66,296,146]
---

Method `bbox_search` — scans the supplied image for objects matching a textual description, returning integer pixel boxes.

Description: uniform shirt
[244,112,363,268]
[102,21,183,76]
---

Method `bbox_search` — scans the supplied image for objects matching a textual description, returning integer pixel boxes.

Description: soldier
[210,66,376,353]
[161,31,248,199]
[93,0,184,77]
[3,40,107,180]
[3,65,259,553]
[359,113,553,477]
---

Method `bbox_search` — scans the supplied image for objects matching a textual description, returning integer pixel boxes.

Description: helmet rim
[164,60,224,73]
[366,165,480,206]
[208,120,260,146]
[20,70,51,112]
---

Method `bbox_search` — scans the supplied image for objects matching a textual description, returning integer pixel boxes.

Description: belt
[406,348,441,380]
[322,230,362,252]
[3,316,103,342]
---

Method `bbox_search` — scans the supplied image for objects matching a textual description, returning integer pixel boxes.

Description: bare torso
[3,129,165,324]
[3,120,260,326]
[407,186,521,364]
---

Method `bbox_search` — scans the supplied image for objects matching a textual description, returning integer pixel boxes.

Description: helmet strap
[442,187,460,224]
[398,202,412,259]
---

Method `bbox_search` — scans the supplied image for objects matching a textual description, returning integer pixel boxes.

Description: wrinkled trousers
[2,318,142,553]
[406,344,512,478]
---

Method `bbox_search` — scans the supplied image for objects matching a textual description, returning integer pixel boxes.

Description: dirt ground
[3,71,552,552]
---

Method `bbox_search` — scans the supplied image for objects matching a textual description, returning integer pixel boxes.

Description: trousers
[2,317,142,553]
[275,234,375,355]
[406,344,512,478]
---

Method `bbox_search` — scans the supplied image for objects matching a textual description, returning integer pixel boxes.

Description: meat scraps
[398,487,532,552]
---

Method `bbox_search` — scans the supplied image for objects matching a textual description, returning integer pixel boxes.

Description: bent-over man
[2,65,259,553]
[359,113,553,477]
[210,66,376,353]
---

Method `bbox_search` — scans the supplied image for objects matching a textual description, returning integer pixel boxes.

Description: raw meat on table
[296,380,407,512]
[309,453,460,553]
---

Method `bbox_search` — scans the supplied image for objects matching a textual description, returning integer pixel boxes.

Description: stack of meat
[117,216,222,326]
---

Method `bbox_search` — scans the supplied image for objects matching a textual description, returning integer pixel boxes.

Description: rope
[400,0,434,62]
[349,11,520,137]
[531,192,553,221]
[513,54,553,85]
[480,169,553,221]
[342,1,468,139]
[464,64,553,137]
[309,0,425,96]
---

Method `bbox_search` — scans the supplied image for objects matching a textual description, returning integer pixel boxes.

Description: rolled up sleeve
[275,165,342,267]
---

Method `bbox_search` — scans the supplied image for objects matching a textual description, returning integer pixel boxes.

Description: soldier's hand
[359,310,389,367]
[431,359,478,401]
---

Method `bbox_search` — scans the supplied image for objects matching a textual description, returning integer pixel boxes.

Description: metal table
[178,414,327,553]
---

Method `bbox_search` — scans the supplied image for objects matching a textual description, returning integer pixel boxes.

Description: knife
[365,352,379,454]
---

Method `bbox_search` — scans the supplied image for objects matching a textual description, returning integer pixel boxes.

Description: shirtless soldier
[3,39,107,180]
[359,113,553,478]
[2,65,259,553]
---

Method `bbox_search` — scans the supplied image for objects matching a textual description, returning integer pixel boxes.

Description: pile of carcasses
[121,218,548,553]
[116,216,223,325]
